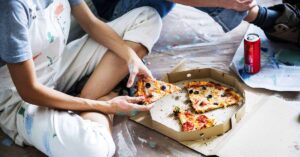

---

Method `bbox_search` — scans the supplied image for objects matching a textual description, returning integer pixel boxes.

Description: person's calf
[80,42,147,99]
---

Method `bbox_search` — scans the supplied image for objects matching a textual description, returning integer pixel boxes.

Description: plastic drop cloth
[112,2,299,156]
[112,5,249,157]
[231,25,300,91]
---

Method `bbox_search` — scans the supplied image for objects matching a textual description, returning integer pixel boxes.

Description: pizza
[136,77,181,104]
[173,107,214,132]
[185,80,243,113]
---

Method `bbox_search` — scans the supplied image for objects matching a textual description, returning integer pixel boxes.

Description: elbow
[19,90,34,104]
[18,83,40,104]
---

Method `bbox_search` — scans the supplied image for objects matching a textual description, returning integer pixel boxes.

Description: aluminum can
[244,33,261,74]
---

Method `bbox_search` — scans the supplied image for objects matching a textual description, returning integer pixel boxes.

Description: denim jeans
[103,0,247,32]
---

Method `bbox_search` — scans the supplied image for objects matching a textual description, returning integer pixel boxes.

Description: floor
[1,0,299,157]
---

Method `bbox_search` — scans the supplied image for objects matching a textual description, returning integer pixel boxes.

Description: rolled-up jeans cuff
[198,7,248,32]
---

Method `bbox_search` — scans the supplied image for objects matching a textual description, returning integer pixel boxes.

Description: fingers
[129,103,153,111]
[239,0,256,11]
[143,68,154,79]
[125,96,152,111]
[127,66,138,88]
[238,0,253,3]
[126,96,145,103]
[127,61,153,87]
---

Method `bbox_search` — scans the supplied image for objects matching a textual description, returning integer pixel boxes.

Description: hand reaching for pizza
[127,55,153,88]
[108,96,153,114]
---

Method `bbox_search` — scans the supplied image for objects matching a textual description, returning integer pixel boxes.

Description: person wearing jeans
[92,0,300,45]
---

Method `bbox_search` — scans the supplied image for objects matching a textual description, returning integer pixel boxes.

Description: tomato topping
[200,101,207,106]
[215,86,224,90]
[184,112,193,116]
[182,121,194,131]
[197,115,208,123]
[194,99,200,105]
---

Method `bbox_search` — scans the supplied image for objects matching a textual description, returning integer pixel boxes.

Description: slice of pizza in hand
[185,81,243,113]
[135,77,181,104]
[173,106,214,132]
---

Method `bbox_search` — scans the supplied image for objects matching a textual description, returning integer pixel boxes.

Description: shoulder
[1,0,29,11]
[0,0,30,26]
[0,0,30,19]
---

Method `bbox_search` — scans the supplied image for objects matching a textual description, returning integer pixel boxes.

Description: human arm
[170,0,257,11]
[7,60,152,113]
[71,2,153,87]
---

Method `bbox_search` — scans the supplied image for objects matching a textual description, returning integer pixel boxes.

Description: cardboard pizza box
[130,65,300,156]
[149,68,246,141]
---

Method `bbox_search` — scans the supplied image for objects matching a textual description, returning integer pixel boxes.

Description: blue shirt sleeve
[68,0,83,6]
[0,0,32,64]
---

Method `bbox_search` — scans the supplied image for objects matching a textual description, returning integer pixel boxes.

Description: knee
[141,6,163,32]
[131,7,163,55]
[55,117,116,157]
[73,130,116,157]
[71,127,115,157]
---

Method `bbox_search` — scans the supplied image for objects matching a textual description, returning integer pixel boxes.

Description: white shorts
[15,7,162,157]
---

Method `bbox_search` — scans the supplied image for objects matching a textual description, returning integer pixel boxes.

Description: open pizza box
[130,67,246,151]
[150,68,246,141]
[130,65,300,156]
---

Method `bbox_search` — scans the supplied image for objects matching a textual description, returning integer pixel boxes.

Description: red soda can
[244,33,261,74]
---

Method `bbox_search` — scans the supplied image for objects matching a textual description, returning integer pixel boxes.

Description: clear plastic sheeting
[146,5,249,79]
[231,25,300,91]
[153,5,248,53]
[111,5,250,157]
[112,117,201,157]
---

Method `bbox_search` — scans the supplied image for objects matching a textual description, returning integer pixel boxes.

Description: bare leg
[244,5,260,22]
[79,42,146,133]
[80,41,147,100]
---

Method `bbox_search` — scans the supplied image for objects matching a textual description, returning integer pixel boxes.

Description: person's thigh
[110,0,175,20]
[16,103,115,157]
[196,7,248,32]
[57,7,162,95]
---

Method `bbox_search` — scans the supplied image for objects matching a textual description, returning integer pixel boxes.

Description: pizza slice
[185,81,243,113]
[173,106,214,132]
[135,77,182,104]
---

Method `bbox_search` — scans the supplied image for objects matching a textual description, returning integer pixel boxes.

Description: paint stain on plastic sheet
[238,68,251,80]
[137,137,157,149]
[116,112,127,116]
[1,137,13,146]
[275,49,300,66]
[129,110,139,117]
[116,131,137,157]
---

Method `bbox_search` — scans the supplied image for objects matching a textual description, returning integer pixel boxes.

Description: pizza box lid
[148,68,246,141]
